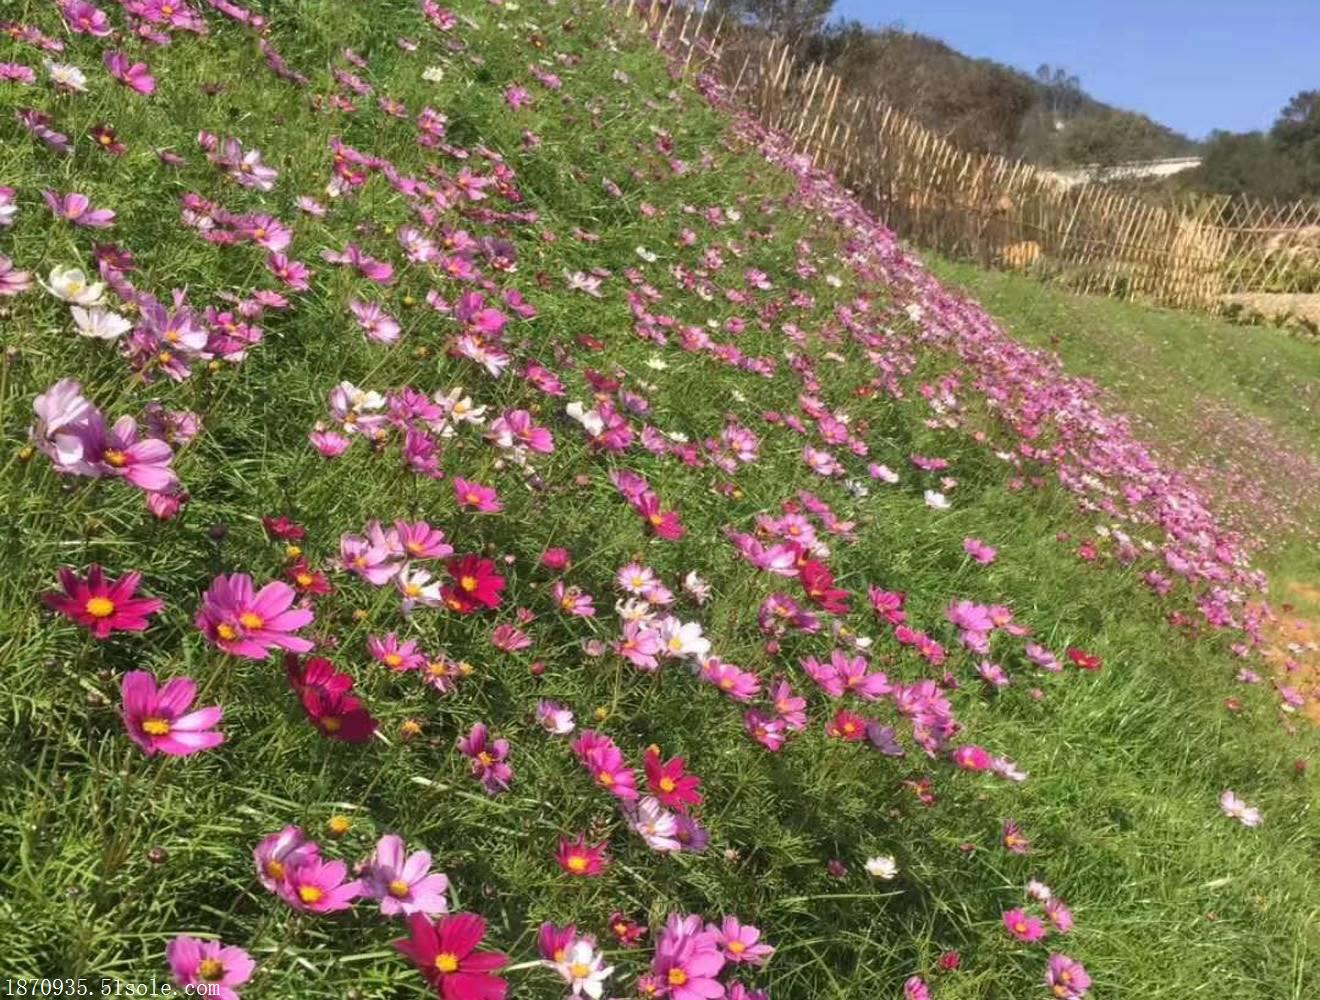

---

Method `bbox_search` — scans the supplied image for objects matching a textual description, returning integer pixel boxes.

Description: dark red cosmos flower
[643,746,703,812]
[608,911,647,948]
[89,123,125,156]
[1066,647,1102,671]
[441,555,505,613]
[285,653,353,699]
[825,709,869,741]
[262,515,306,541]
[393,912,508,1000]
[799,560,849,614]
[43,565,164,639]
[286,558,332,596]
[299,686,376,743]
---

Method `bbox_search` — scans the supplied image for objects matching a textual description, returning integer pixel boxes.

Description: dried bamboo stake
[681,0,711,77]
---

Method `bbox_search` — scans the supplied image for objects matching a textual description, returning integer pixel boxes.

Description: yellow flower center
[85,596,116,618]
[406,541,424,555]
[297,885,323,904]
[464,492,481,505]
[323,716,342,733]
[296,573,314,587]
[659,777,676,792]
[668,969,688,987]
[196,959,224,982]
[103,449,128,468]
[478,752,494,767]
[216,623,238,641]
[239,612,264,630]
[597,770,614,786]
[264,860,285,880]
[458,662,475,676]
[729,941,746,954]
[403,583,421,597]
[434,953,459,974]
[99,134,112,146]
[141,717,171,736]
[648,513,664,525]
[384,653,404,667]
[566,855,588,873]
[427,661,449,677]
[719,677,735,689]
[387,879,410,899]
[1014,921,1027,934]
[569,962,591,979]
[459,575,478,592]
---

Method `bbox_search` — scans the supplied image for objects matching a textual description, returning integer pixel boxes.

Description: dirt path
[1259,582,1320,726]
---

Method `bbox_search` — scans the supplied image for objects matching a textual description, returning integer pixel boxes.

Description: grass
[1,2,1318,998]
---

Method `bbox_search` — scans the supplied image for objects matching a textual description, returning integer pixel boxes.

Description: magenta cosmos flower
[394,912,509,1000]
[120,671,224,757]
[366,834,450,917]
[1002,908,1047,943]
[166,936,254,1000]
[195,573,314,659]
[44,565,163,638]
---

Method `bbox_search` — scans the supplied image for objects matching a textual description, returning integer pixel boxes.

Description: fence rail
[638,2,1320,312]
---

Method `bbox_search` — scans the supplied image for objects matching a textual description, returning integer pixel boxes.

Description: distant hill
[801,21,1198,166]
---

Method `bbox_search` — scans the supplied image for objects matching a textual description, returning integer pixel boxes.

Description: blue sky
[830,0,1317,139]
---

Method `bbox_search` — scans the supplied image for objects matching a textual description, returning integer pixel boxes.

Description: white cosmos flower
[552,939,613,999]
[629,796,681,852]
[923,489,951,510]
[42,266,104,306]
[565,401,604,437]
[658,617,709,661]
[644,356,668,370]
[422,66,445,82]
[635,246,657,262]
[865,855,898,880]
[45,61,88,91]
[71,306,131,340]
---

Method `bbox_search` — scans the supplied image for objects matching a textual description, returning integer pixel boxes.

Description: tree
[714,0,836,42]
[1271,90,1320,192]
[1190,130,1302,201]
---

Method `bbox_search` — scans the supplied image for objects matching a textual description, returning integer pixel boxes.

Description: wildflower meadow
[1,2,1318,998]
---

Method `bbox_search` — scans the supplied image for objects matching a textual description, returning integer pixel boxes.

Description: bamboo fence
[635,2,1320,312]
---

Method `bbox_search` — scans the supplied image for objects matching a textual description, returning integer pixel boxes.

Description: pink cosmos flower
[1219,789,1262,827]
[120,671,223,757]
[457,722,513,795]
[350,298,401,344]
[1025,642,1062,672]
[1002,908,1047,943]
[194,574,314,659]
[321,243,393,283]
[650,915,725,1000]
[1,254,32,296]
[396,520,453,560]
[166,937,254,1000]
[276,855,363,914]
[254,826,319,892]
[535,700,575,735]
[43,565,163,638]
[368,633,425,671]
[62,1,113,37]
[267,253,311,291]
[487,409,553,453]
[573,731,638,801]
[1045,898,1074,934]
[453,477,502,513]
[744,709,786,750]
[490,623,532,652]
[616,620,663,671]
[1046,954,1091,998]
[711,917,774,965]
[104,50,155,94]
[44,190,115,228]
[700,658,762,702]
[551,581,596,617]
[366,834,450,917]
